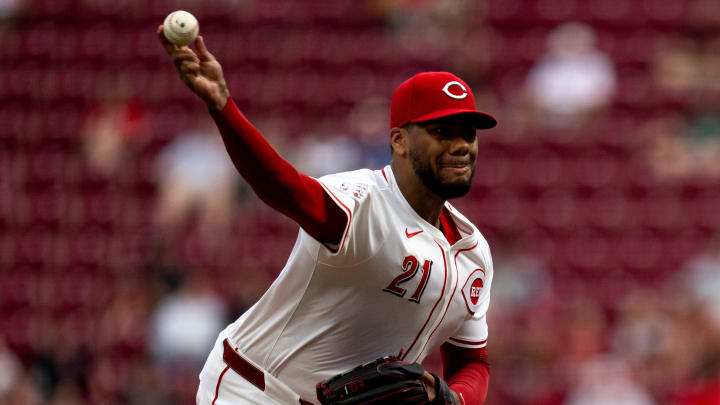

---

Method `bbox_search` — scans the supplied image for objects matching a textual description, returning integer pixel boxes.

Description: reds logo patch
[461,269,486,314]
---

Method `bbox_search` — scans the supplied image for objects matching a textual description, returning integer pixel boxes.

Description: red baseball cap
[390,72,497,130]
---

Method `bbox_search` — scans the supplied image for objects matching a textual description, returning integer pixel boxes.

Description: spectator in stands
[490,246,552,315]
[648,37,720,180]
[642,114,693,181]
[652,36,699,102]
[1,374,42,405]
[610,286,720,403]
[0,0,26,21]
[0,334,21,400]
[565,355,656,405]
[149,274,227,368]
[347,96,390,170]
[525,22,617,128]
[153,118,240,254]
[484,246,567,404]
[293,116,362,177]
[682,38,720,176]
[680,236,720,330]
[80,92,147,177]
[683,109,720,176]
[374,0,471,63]
[96,277,151,356]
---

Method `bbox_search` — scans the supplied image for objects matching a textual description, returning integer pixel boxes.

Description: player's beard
[409,148,475,199]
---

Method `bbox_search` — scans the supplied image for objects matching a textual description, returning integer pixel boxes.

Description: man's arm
[210,98,347,244]
[156,27,347,245]
[441,343,491,405]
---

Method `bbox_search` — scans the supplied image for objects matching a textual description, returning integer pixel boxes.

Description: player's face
[406,116,478,199]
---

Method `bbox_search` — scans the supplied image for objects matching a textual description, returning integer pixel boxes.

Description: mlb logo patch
[461,269,486,314]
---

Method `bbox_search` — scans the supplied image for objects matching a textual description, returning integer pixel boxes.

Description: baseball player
[158,26,496,405]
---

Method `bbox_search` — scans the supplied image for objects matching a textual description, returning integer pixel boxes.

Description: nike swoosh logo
[405,228,423,238]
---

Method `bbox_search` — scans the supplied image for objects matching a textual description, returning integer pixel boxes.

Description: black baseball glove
[315,356,460,405]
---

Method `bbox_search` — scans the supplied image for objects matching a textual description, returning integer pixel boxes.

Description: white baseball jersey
[221,165,493,401]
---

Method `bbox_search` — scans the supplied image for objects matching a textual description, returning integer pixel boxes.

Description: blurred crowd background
[1,0,720,404]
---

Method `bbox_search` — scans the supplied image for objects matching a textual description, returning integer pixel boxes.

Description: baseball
[163,10,199,46]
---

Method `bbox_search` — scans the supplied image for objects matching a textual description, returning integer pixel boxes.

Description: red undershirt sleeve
[441,343,490,405]
[208,97,348,245]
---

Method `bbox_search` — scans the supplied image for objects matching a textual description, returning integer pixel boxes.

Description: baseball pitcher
[158,26,497,405]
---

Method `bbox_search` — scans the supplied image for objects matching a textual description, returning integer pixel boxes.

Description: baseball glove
[315,356,460,405]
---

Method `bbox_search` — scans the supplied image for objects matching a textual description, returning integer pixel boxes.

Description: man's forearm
[441,343,490,405]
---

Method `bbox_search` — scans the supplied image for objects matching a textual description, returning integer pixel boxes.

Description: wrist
[431,373,461,405]
[450,390,462,405]
[210,83,230,112]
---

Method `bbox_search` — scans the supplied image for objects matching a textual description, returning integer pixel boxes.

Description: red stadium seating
[3,4,720,403]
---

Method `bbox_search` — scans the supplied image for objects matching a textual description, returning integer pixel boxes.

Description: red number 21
[383,255,432,303]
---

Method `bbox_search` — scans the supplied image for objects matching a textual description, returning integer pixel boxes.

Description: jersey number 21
[383,255,432,303]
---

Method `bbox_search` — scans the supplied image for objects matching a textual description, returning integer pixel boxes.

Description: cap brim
[410,108,497,129]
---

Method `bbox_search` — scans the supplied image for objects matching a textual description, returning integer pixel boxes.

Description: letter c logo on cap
[442,81,468,100]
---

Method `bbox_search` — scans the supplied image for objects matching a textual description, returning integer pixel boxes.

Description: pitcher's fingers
[194,36,214,61]
[173,52,200,71]
[180,61,200,75]
[157,25,178,55]
[172,50,200,64]
[181,74,198,90]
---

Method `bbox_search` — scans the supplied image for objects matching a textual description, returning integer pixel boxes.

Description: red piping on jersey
[381,168,388,184]
[449,337,487,346]
[412,243,465,361]
[402,240,448,361]
[318,181,353,252]
[212,365,230,405]
[453,242,479,268]
[413,241,480,361]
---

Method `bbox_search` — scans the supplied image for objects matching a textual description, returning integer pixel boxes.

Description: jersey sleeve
[313,171,383,265]
[314,179,356,254]
[447,313,489,349]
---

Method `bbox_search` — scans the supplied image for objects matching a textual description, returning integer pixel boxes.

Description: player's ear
[390,127,409,157]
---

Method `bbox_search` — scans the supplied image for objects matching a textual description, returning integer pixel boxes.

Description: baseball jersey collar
[384,165,477,249]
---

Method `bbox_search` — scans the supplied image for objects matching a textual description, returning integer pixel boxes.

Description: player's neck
[391,162,445,229]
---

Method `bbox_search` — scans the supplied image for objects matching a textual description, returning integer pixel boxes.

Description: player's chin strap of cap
[430,373,462,405]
